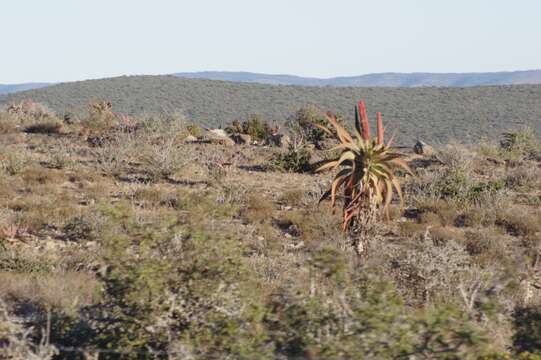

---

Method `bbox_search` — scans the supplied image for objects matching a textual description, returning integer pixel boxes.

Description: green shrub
[81,101,117,132]
[186,123,203,138]
[500,127,540,160]
[226,114,274,142]
[415,167,504,207]
[287,106,332,146]
[86,202,270,358]
[267,256,490,359]
[0,250,55,273]
[269,147,312,173]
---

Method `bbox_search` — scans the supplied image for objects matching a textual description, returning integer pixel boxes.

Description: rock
[206,129,235,146]
[230,133,252,145]
[413,140,434,156]
[184,135,198,143]
[208,129,228,138]
[286,241,305,250]
[287,224,301,237]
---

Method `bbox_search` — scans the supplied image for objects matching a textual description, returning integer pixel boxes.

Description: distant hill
[0,83,51,95]
[2,70,540,96]
[175,70,541,87]
[1,75,540,144]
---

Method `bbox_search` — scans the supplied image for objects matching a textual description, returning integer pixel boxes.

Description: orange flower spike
[376,112,384,145]
[358,101,370,140]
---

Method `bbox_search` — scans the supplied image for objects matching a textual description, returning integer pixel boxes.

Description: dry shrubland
[0,101,540,359]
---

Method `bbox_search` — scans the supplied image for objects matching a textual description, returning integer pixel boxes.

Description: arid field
[1,100,541,359]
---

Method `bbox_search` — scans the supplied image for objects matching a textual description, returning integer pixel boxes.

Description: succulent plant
[316,101,412,231]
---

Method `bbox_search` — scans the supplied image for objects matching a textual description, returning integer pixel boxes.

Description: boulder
[413,140,434,156]
[184,135,198,143]
[208,129,228,138]
[205,129,235,146]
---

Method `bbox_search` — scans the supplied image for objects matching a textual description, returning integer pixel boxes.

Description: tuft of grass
[417,198,460,227]
[276,206,342,243]
[428,226,466,246]
[0,111,19,134]
[21,166,64,186]
[240,195,275,225]
[0,147,33,176]
[505,165,541,191]
[279,189,306,207]
[0,271,100,310]
[496,206,541,238]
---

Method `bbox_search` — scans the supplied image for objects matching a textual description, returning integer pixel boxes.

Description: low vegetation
[2,76,541,144]
[0,100,540,359]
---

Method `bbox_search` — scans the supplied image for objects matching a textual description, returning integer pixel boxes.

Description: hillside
[0,83,51,95]
[2,69,540,96]
[1,75,541,144]
[175,70,541,87]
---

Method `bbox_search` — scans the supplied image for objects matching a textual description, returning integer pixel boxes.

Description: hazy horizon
[1,0,540,83]
[3,68,541,86]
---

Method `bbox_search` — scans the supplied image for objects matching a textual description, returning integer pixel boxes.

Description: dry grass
[0,271,100,310]
[428,226,466,246]
[496,206,541,238]
[0,112,19,134]
[416,198,460,227]
[276,205,343,243]
[278,189,306,207]
[398,221,427,238]
[463,228,509,261]
[240,195,275,225]
[21,166,65,186]
[0,145,34,176]
[505,164,541,191]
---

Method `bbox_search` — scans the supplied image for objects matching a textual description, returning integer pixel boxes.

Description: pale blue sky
[1,0,539,83]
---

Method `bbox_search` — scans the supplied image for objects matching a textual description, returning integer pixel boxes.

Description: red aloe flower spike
[358,101,370,140]
[376,112,384,145]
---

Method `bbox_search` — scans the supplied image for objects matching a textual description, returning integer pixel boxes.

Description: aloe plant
[316,101,412,238]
